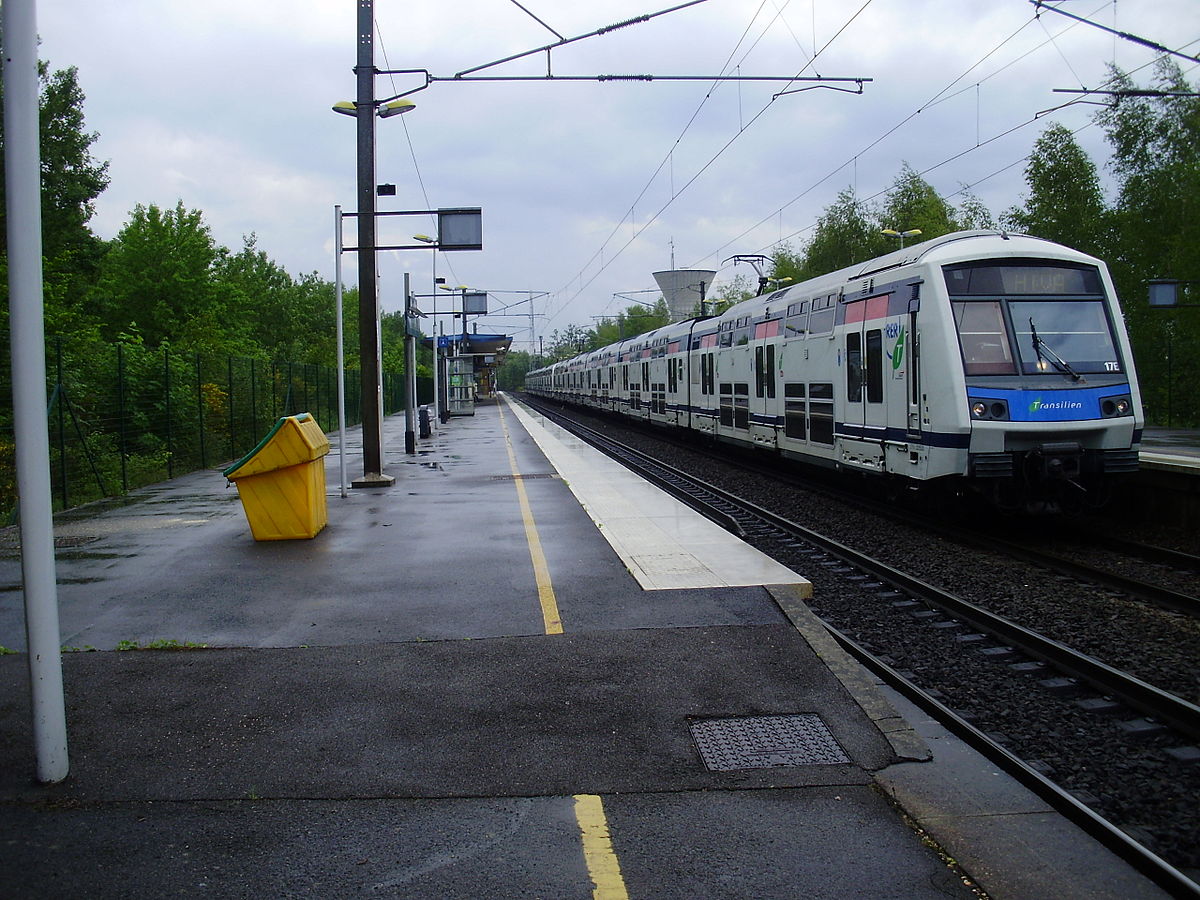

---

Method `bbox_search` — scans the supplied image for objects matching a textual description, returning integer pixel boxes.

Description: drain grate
[689,714,850,771]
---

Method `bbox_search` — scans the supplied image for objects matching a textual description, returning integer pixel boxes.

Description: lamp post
[882,228,922,248]
[331,1,417,488]
[1147,278,1200,427]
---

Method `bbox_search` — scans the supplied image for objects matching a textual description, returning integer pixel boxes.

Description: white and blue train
[526,231,1143,510]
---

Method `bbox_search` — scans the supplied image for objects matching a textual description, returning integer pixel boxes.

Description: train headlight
[1100,394,1133,417]
[969,397,1009,421]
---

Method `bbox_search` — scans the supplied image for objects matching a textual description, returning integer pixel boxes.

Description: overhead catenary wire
[684,0,1107,273]
[376,17,463,289]
[706,37,1200,271]
[546,0,877,327]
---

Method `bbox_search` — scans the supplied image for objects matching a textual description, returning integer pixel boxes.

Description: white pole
[3,0,70,784]
[430,255,440,428]
[334,206,348,498]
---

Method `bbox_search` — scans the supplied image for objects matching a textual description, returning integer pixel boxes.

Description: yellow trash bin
[223,413,331,540]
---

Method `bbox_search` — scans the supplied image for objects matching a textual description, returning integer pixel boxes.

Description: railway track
[540,402,1200,620]
[519,395,1200,898]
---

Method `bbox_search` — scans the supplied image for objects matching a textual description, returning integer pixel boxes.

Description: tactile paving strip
[689,714,850,771]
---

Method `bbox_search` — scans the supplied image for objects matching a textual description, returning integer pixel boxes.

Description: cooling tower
[653,269,717,322]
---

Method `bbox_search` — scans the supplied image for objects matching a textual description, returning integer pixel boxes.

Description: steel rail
[828,623,1200,899]
[546,402,1200,618]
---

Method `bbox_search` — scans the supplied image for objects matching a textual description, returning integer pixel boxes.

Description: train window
[785,306,807,339]
[784,391,806,440]
[756,344,776,399]
[952,301,1017,375]
[808,382,834,445]
[754,319,782,340]
[808,298,835,335]
[734,383,750,428]
[720,332,733,348]
[1009,300,1122,374]
[846,332,863,402]
[866,329,883,403]
[702,354,715,395]
[719,384,734,426]
[944,263,1102,296]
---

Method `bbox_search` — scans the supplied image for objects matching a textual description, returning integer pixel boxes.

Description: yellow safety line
[498,402,563,635]
[500,402,628,898]
[574,794,630,900]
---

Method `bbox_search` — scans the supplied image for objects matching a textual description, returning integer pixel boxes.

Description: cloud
[33,0,1198,341]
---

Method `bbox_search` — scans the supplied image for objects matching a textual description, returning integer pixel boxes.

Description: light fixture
[412,234,435,244]
[882,228,922,248]
[378,97,417,118]
[331,97,417,118]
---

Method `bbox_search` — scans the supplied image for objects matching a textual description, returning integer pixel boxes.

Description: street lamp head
[881,229,900,238]
[412,234,436,244]
[378,98,417,118]
[332,98,417,118]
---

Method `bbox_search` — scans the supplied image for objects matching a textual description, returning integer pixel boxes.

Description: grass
[115,638,208,651]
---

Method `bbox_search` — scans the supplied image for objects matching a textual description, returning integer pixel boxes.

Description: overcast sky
[36,0,1199,352]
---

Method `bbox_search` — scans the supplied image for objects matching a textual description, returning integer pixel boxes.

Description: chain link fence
[0,338,432,519]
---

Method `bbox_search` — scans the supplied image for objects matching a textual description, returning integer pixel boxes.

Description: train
[525,231,1143,512]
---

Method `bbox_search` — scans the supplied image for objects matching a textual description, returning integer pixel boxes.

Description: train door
[842,295,889,470]
[691,333,717,433]
[666,340,684,425]
[752,319,782,448]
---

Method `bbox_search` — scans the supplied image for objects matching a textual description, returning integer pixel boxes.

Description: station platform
[0,396,1173,898]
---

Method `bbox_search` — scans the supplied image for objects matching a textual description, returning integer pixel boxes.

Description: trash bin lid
[223,413,330,480]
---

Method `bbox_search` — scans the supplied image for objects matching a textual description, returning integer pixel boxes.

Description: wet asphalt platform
[0,396,1176,898]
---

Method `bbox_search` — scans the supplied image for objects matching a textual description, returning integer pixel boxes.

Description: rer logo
[886,325,906,371]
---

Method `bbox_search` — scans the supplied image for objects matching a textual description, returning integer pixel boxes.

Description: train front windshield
[945,262,1123,377]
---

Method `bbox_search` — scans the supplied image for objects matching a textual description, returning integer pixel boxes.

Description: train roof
[527,231,1105,376]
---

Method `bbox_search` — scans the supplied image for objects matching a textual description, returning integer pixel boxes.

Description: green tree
[879,162,958,242]
[0,59,109,344]
[592,299,670,347]
[1095,60,1200,426]
[498,349,533,390]
[92,201,226,352]
[709,273,754,314]
[214,235,296,358]
[1002,123,1108,256]
[955,187,995,231]
[787,187,880,281]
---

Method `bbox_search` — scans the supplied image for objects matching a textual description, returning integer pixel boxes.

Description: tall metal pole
[430,258,440,426]
[403,272,417,454]
[334,205,348,497]
[3,0,70,784]
[353,0,392,487]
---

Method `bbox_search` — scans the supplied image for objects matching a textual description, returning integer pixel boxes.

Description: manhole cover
[689,714,850,771]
